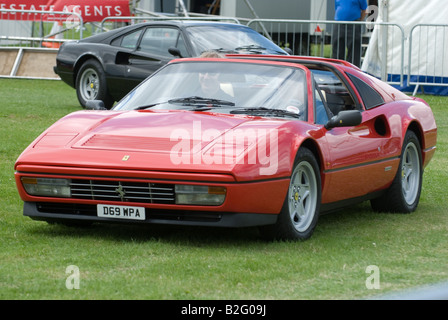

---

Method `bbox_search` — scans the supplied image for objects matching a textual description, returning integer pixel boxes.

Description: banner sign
[0,0,131,22]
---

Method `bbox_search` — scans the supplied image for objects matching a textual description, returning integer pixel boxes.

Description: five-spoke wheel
[259,147,321,241]
[371,130,422,213]
[76,59,114,109]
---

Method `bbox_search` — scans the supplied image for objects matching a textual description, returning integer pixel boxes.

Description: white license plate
[97,204,145,221]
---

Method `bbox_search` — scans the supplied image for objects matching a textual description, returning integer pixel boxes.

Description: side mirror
[85,100,106,110]
[325,110,362,129]
[168,47,183,58]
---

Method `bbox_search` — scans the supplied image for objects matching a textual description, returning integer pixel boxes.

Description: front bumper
[23,202,278,228]
[16,165,289,227]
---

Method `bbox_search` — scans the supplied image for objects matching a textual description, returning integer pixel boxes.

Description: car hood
[16,110,295,180]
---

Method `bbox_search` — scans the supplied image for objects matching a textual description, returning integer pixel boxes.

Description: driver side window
[314,85,331,125]
[311,68,357,116]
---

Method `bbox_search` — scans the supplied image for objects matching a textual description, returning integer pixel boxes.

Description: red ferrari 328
[14,55,437,240]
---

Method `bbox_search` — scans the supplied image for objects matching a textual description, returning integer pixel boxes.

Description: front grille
[70,179,175,204]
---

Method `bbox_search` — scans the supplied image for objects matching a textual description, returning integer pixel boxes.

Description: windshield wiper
[134,96,235,110]
[230,107,302,119]
[234,44,267,53]
[210,48,237,54]
[135,102,165,110]
[168,96,235,107]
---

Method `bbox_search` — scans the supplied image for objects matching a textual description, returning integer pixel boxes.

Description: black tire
[370,130,422,213]
[76,59,114,109]
[259,147,321,241]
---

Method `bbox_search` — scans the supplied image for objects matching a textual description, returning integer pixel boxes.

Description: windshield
[185,25,287,55]
[114,61,307,120]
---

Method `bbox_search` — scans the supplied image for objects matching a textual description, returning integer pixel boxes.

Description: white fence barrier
[248,19,406,86]
[0,9,84,47]
[408,24,448,95]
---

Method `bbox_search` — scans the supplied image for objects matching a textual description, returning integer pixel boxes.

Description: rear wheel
[371,130,422,213]
[259,147,321,241]
[76,59,114,109]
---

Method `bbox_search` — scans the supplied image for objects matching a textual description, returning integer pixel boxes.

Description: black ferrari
[54,21,288,109]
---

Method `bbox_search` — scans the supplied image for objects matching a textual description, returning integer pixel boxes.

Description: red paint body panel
[14,56,437,227]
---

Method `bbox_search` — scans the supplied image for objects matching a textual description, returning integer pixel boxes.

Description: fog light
[21,177,71,198]
[175,185,226,205]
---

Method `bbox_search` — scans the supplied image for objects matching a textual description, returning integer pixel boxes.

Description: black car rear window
[111,29,143,49]
[346,73,385,109]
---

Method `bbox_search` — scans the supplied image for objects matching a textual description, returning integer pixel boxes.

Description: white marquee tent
[362,0,448,94]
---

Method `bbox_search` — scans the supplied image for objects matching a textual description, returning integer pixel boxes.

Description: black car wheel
[259,147,321,241]
[76,59,114,109]
[371,130,423,213]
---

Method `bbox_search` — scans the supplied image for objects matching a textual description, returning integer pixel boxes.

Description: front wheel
[259,147,321,241]
[371,130,423,213]
[76,59,114,109]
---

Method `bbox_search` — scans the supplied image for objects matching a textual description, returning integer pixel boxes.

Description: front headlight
[21,177,71,198]
[175,185,226,206]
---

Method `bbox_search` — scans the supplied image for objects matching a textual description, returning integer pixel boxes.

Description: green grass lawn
[0,79,447,300]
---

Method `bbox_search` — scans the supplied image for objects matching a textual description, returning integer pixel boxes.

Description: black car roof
[81,21,248,43]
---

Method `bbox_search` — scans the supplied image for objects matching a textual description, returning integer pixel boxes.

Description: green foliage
[0,79,447,300]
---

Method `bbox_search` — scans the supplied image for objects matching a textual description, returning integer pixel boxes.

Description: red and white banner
[0,0,131,22]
